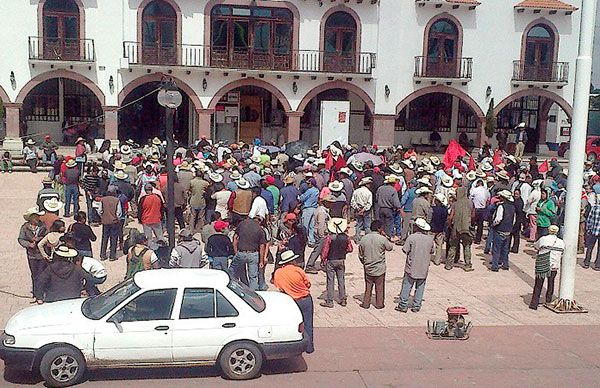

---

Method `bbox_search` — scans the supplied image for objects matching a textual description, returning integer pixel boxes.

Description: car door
[93,288,177,363]
[171,288,242,362]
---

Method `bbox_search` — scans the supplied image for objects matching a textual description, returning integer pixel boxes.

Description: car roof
[134,269,230,290]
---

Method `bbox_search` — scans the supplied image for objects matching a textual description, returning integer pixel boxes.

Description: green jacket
[536,199,556,227]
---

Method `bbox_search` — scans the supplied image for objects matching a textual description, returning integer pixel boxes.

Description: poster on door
[320,101,350,149]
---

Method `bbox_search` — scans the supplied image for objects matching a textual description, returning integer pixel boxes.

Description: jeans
[210,256,231,276]
[393,212,402,237]
[378,208,394,238]
[325,259,346,302]
[491,231,510,270]
[446,232,472,268]
[143,223,164,250]
[100,223,120,260]
[78,250,93,258]
[363,272,385,308]
[42,152,56,166]
[354,211,372,239]
[473,209,486,243]
[64,184,80,216]
[530,270,557,308]
[296,295,314,353]
[85,194,100,223]
[306,237,325,269]
[231,251,260,290]
[398,274,427,310]
[28,258,48,298]
[485,228,496,253]
[301,207,316,246]
[584,234,600,267]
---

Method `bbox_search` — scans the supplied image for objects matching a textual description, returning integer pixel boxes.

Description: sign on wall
[320,101,350,149]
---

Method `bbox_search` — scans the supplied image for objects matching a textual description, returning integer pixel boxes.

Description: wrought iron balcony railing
[512,60,569,83]
[29,36,95,62]
[414,56,473,79]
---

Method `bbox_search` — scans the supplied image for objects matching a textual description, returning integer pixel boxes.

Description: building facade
[0,0,581,152]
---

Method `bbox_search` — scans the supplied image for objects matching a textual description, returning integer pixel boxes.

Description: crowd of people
[18,129,598,355]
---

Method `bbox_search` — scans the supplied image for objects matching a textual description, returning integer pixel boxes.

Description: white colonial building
[0,0,581,153]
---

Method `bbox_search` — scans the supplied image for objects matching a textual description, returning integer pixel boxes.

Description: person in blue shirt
[299,178,319,246]
[260,180,274,214]
[398,181,417,244]
[279,175,300,216]
[430,193,448,265]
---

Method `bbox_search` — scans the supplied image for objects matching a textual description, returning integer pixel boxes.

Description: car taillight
[298,323,304,333]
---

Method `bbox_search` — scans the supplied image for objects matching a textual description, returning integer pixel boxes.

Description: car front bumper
[0,342,36,371]
[261,334,308,360]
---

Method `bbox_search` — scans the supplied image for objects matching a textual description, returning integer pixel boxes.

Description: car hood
[5,298,87,332]
[257,291,303,324]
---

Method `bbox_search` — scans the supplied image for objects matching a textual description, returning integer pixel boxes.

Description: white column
[556,0,597,310]
[450,96,460,143]
[58,78,65,124]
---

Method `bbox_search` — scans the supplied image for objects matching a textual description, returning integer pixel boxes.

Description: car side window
[117,289,177,322]
[180,288,215,319]
[217,290,239,318]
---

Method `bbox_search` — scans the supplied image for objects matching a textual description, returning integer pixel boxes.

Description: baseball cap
[214,220,229,232]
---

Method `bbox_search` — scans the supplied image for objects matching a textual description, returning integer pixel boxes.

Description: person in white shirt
[81,256,107,295]
[469,179,490,244]
[249,187,269,220]
[351,177,374,241]
[524,180,542,242]
[511,174,532,205]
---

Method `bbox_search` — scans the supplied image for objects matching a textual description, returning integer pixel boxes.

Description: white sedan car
[0,269,307,387]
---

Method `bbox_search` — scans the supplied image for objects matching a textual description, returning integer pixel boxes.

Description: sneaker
[109,257,118,262]
[463,266,474,272]
[359,303,370,309]
[593,266,600,271]
[305,267,319,274]
[395,306,408,313]
[444,265,453,270]
[100,256,108,261]
[583,263,590,269]
[320,301,334,308]
[411,307,420,313]
[339,298,347,307]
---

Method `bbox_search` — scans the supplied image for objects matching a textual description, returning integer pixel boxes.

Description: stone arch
[118,73,203,110]
[320,5,362,55]
[0,85,10,104]
[207,78,292,111]
[494,88,573,119]
[395,85,485,120]
[297,80,374,114]
[16,69,105,105]
[38,0,86,42]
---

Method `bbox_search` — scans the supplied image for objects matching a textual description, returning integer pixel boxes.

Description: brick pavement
[1,172,599,328]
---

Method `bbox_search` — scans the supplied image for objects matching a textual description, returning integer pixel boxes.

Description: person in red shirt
[137,183,165,249]
[273,250,314,353]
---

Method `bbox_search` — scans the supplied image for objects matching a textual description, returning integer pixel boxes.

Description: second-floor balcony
[413,56,473,84]
[512,60,569,87]
[28,36,95,63]
[122,41,376,75]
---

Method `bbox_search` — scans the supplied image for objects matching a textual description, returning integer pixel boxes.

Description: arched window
[142,0,177,65]
[426,19,459,77]
[323,11,357,72]
[42,0,80,60]
[524,24,555,81]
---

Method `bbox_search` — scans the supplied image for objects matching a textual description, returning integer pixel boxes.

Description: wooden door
[239,95,262,144]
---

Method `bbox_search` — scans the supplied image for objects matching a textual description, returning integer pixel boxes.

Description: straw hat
[549,225,560,235]
[532,179,544,187]
[23,206,45,221]
[278,250,299,265]
[416,187,433,195]
[430,156,441,166]
[481,162,493,172]
[417,177,432,187]
[236,178,250,189]
[441,174,453,188]
[475,169,487,178]
[42,177,53,185]
[506,155,517,164]
[466,170,477,181]
[292,154,304,162]
[65,159,77,168]
[414,218,431,232]
[43,198,64,213]
[53,246,78,260]
[152,137,161,145]
[401,160,414,169]
[251,155,261,163]
[114,161,125,171]
[434,193,447,206]
[423,164,435,174]
[358,177,373,187]
[496,170,510,181]
[327,217,348,234]
[390,163,403,174]
[228,171,241,180]
[339,167,353,176]
[114,170,128,180]
[328,180,344,192]
[120,145,132,155]
[26,139,36,145]
[178,161,191,171]
[385,175,398,184]
[209,172,223,183]
[351,161,364,172]
[498,189,514,202]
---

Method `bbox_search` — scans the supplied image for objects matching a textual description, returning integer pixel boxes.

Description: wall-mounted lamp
[384,85,390,99]
[9,71,16,90]
[292,81,298,94]
[486,86,492,99]
[108,75,114,94]
[202,78,207,91]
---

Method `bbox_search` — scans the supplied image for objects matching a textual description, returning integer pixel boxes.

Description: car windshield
[81,278,141,320]
[227,278,266,312]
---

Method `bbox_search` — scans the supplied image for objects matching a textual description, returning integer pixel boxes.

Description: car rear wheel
[39,346,86,387]
[219,341,263,380]
[588,152,597,162]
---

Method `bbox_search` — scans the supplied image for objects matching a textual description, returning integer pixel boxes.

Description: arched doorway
[119,82,192,144]
[41,0,81,60]
[395,87,484,150]
[323,11,358,73]
[20,77,103,144]
[523,23,556,81]
[141,0,178,65]
[426,18,460,78]
[495,90,572,154]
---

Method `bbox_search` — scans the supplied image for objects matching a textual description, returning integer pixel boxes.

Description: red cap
[284,213,297,222]
[265,175,275,185]
[214,220,229,232]
[374,167,381,174]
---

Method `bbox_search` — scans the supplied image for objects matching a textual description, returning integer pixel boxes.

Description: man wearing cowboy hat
[37,177,60,210]
[358,220,394,309]
[412,186,433,224]
[376,175,401,239]
[279,174,301,217]
[320,217,353,308]
[514,122,528,159]
[491,190,516,271]
[470,178,490,244]
[18,207,48,303]
[338,167,354,205]
[351,177,373,241]
[272,249,315,353]
[446,187,475,271]
[22,138,39,173]
[169,229,203,268]
[396,218,434,313]
[41,135,59,166]
[231,178,253,224]
[189,169,210,233]
[63,158,81,218]
[398,180,418,244]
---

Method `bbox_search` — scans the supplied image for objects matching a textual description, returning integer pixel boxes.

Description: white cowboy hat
[75,137,85,144]
[292,154,305,161]
[417,177,432,187]
[26,139,36,145]
[414,218,431,232]
[434,193,447,206]
[235,178,250,189]
[423,165,435,174]
[23,206,45,221]
[152,137,161,145]
[390,163,403,174]
[385,175,399,184]
[114,170,128,180]
[401,160,414,169]
[516,122,526,129]
[532,179,544,187]
[430,156,441,166]
[120,145,132,155]
[251,155,261,163]
[278,250,299,265]
[497,170,510,181]
[178,161,191,171]
[359,177,373,186]
[498,189,514,202]
[351,161,364,171]
[441,174,454,188]
[230,171,242,180]
[416,187,433,195]
[304,171,314,178]
[328,180,344,192]
[506,155,517,164]
[486,176,496,183]
[339,167,353,176]
[315,158,326,165]
[475,169,487,178]
[306,150,317,157]
[65,159,77,168]
[270,159,279,166]
[421,158,432,166]
[114,161,125,171]
[481,162,493,172]
[327,217,348,234]
[43,198,64,213]
[53,246,78,260]
[465,170,477,181]
[209,172,223,183]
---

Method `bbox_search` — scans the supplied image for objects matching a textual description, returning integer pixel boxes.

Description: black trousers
[175,206,186,229]
[295,295,314,354]
[28,258,47,297]
[473,209,486,243]
[530,270,557,308]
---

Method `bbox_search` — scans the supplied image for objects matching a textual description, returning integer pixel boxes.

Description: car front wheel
[219,341,263,380]
[39,346,86,387]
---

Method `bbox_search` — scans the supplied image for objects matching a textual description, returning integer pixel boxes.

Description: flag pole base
[544,298,588,314]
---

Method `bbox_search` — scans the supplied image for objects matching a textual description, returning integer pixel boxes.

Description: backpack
[125,246,148,280]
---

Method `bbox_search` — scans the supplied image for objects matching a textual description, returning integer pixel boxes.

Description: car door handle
[222,323,236,328]
[154,325,169,331]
